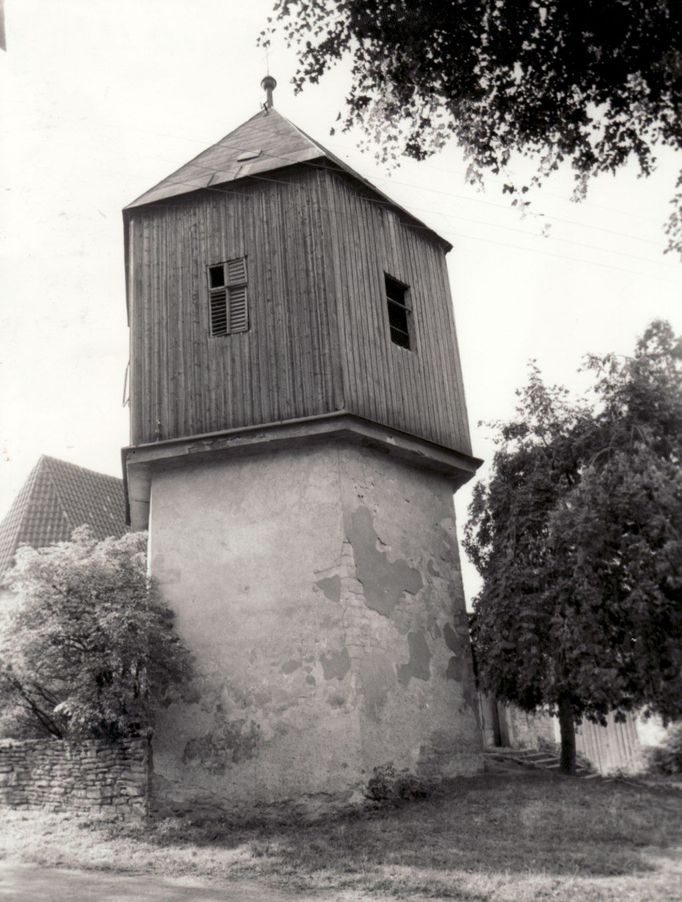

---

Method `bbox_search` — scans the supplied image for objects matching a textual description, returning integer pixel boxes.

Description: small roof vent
[236,150,262,162]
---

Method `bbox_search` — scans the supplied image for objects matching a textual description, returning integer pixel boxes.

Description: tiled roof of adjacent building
[0,456,127,581]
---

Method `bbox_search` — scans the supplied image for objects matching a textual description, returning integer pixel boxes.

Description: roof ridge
[0,457,51,578]
[216,107,284,143]
[0,456,127,582]
[1,458,43,562]
[280,113,452,251]
[123,108,451,250]
[40,454,122,481]
[126,108,274,210]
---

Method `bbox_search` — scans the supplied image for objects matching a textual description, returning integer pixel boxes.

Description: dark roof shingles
[0,456,127,580]
[124,108,451,251]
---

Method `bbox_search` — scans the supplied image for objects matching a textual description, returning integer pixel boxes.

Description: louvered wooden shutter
[208,257,248,336]
[210,289,228,336]
[228,285,248,333]
[226,257,248,333]
[226,257,247,285]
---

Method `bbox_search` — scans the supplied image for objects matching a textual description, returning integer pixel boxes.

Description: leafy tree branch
[466,321,682,773]
[265,1,682,256]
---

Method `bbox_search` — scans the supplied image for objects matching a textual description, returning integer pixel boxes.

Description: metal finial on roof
[261,75,277,110]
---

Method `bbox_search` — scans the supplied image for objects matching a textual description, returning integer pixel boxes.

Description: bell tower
[123,82,483,815]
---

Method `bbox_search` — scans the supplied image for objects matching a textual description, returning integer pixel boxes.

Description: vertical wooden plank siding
[576,714,642,774]
[325,171,472,454]
[127,165,472,456]
[129,169,342,445]
[127,216,142,445]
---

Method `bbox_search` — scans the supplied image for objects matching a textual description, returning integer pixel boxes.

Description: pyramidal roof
[0,456,127,581]
[125,108,450,250]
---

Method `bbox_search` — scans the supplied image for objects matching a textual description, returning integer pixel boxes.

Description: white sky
[1,0,681,601]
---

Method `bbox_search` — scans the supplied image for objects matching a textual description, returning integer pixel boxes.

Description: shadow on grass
[114,771,682,896]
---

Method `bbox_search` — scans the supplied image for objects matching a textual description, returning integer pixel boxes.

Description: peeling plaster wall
[335,445,482,783]
[149,440,482,815]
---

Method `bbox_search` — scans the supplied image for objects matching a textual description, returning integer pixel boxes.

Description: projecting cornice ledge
[122,412,482,530]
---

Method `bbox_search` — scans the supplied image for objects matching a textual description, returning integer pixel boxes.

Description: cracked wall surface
[149,440,482,816]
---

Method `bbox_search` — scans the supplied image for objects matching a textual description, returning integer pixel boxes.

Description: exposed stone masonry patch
[0,737,150,817]
[397,630,433,686]
[183,718,261,772]
[320,646,351,681]
[346,506,423,616]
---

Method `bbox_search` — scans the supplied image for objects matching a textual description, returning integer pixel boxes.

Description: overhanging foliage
[266,1,682,256]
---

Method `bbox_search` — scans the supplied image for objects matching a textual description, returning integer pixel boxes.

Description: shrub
[645,724,682,775]
[365,763,433,805]
[0,528,192,741]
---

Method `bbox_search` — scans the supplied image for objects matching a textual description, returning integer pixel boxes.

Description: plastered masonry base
[145,437,482,816]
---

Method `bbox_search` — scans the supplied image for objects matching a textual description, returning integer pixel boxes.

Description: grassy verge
[1,771,681,900]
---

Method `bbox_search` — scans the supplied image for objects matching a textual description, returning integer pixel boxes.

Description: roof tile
[0,457,127,580]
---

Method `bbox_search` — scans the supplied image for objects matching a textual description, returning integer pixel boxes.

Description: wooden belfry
[122,80,482,815]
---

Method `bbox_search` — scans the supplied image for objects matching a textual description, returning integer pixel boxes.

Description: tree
[465,321,682,773]
[0,528,192,742]
[265,1,682,256]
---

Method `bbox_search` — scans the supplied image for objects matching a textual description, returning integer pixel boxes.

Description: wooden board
[126,164,472,456]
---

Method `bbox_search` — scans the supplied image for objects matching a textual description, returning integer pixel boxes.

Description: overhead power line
[126,140,677,268]
[127,169,682,288]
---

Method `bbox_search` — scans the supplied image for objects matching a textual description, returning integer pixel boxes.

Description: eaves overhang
[122,412,482,530]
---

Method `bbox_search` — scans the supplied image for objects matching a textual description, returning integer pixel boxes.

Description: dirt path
[0,862,315,902]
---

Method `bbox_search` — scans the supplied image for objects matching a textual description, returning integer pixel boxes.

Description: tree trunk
[558,693,576,774]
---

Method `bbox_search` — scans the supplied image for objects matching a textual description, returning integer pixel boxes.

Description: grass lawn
[1,771,681,900]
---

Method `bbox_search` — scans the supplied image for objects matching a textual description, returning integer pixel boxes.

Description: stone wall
[0,736,150,817]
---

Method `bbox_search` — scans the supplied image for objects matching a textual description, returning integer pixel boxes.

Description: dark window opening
[384,274,412,350]
[208,257,248,337]
[209,265,225,289]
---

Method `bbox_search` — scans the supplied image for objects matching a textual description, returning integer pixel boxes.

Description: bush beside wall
[0,736,150,817]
